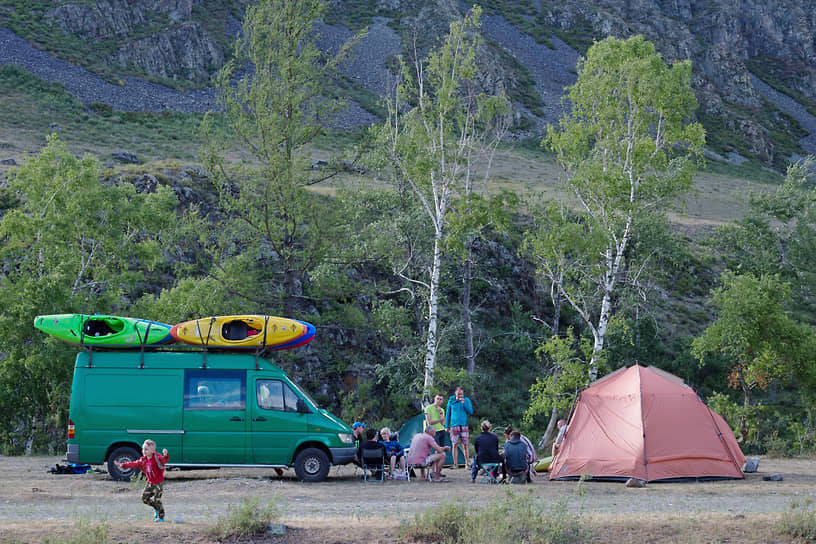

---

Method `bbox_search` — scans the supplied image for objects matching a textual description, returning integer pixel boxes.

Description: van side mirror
[297,398,310,413]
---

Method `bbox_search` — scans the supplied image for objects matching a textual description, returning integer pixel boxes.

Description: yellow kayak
[534,456,554,472]
[170,315,314,350]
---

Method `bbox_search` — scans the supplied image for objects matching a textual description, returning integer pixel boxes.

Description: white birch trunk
[423,222,444,399]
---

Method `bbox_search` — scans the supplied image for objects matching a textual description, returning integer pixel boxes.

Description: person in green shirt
[424,393,446,447]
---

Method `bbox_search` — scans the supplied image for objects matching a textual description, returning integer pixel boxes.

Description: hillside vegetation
[1,1,815,462]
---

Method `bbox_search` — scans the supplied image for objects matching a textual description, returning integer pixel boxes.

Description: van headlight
[338,433,353,444]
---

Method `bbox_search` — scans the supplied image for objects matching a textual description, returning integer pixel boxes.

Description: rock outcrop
[9,0,816,164]
[45,0,224,83]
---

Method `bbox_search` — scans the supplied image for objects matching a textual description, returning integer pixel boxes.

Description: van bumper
[66,443,80,464]
[330,446,356,465]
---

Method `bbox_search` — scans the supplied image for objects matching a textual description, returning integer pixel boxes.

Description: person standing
[445,386,473,468]
[115,439,169,521]
[424,393,447,448]
[351,422,367,467]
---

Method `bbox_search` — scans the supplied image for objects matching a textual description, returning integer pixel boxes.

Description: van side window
[184,370,246,410]
[257,380,300,412]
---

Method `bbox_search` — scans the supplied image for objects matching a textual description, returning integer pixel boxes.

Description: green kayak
[34,314,173,348]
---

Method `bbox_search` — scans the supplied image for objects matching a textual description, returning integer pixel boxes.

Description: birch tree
[376,6,510,398]
[530,35,704,380]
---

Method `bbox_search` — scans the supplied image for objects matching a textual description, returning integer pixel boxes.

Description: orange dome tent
[549,364,746,482]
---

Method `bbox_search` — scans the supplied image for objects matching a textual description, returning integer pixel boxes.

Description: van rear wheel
[293,447,330,482]
[108,446,141,481]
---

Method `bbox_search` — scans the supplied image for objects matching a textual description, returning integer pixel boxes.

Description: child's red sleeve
[119,458,142,470]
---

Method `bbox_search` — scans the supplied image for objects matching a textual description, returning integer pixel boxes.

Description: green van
[66,350,355,481]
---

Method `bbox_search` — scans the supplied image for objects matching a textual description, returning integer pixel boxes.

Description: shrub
[402,490,591,544]
[42,519,109,544]
[778,499,816,540]
[405,501,467,543]
[208,496,281,540]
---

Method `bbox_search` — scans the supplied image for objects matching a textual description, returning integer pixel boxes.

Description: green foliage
[0,0,240,88]
[483,35,545,117]
[407,501,467,543]
[778,499,816,541]
[197,0,363,315]
[42,519,109,544]
[713,157,816,324]
[531,35,704,379]
[0,135,176,452]
[735,399,816,456]
[546,12,596,55]
[403,490,591,544]
[701,156,784,184]
[209,497,281,540]
[323,0,398,31]
[524,329,593,426]
[745,56,816,118]
[706,391,742,431]
[0,65,209,161]
[697,100,806,171]
[692,272,816,418]
[545,36,704,208]
[372,6,513,396]
[325,73,387,119]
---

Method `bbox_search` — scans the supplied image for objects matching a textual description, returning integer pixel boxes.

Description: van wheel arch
[293,446,331,482]
[107,444,142,481]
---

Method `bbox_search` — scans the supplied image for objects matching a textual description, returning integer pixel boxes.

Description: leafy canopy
[194,0,360,315]
[0,134,176,452]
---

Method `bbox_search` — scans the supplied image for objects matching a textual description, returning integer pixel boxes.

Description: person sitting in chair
[379,427,407,479]
[503,425,538,482]
[405,425,450,482]
[358,427,387,480]
[471,420,502,483]
[503,430,530,484]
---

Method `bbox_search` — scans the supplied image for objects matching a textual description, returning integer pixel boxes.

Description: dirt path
[0,455,813,543]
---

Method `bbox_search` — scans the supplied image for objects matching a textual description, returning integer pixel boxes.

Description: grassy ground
[1,456,815,543]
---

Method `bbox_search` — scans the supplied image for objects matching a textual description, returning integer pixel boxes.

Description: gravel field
[1,455,814,523]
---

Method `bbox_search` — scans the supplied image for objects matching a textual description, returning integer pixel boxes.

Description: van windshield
[287,379,321,410]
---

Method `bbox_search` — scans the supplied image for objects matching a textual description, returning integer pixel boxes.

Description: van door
[182,369,248,463]
[250,378,309,464]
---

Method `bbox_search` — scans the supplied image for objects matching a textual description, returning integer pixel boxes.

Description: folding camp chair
[407,463,432,481]
[477,462,500,484]
[360,443,387,482]
[507,466,528,484]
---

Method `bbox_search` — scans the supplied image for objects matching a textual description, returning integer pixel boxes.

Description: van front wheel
[293,448,330,482]
[108,446,141,481]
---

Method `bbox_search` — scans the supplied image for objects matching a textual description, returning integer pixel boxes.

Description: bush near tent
[549,364,747,482]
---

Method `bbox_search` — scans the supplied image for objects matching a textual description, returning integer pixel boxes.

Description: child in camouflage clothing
[115,439,169,522]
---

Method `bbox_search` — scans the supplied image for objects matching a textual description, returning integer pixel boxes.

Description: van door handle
[253,417,266,422]
[230,416,244,422]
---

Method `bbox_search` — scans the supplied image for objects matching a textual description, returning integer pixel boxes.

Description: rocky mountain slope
[1,0,815,168]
